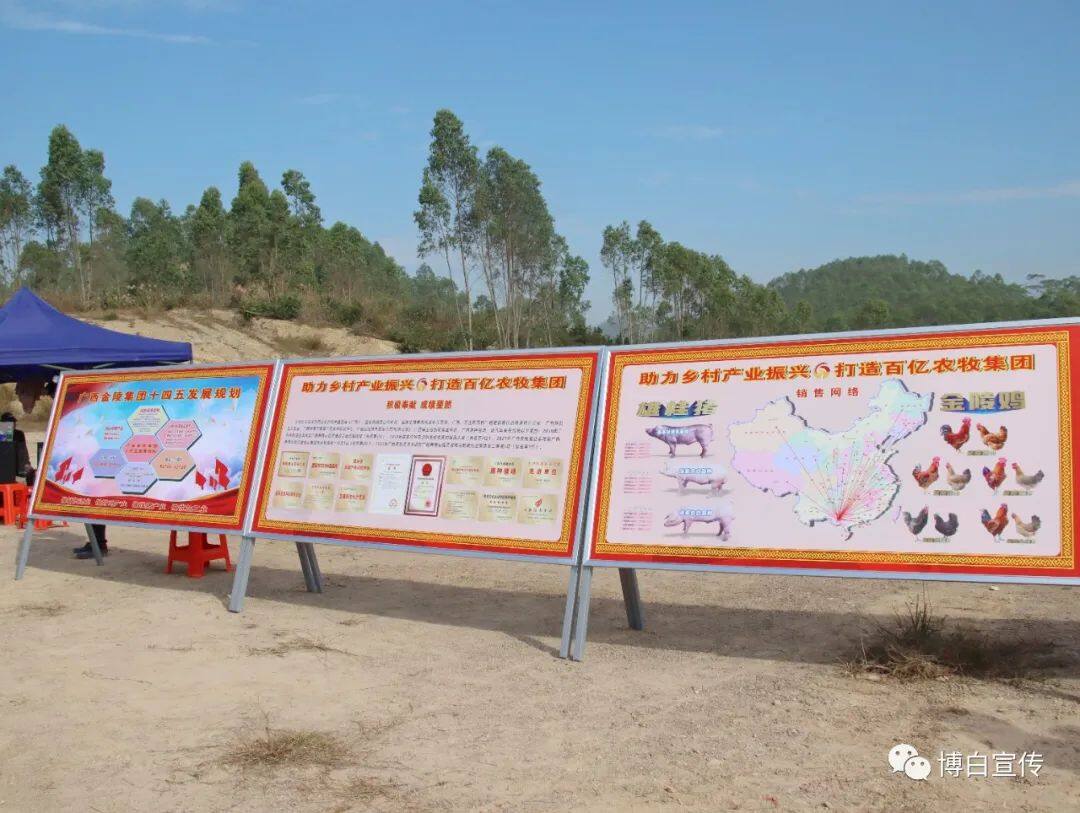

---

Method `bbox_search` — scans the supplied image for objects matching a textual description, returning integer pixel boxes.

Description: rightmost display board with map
[587,321,1080,582]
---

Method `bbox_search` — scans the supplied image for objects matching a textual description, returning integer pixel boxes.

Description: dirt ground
[1,522,1078,813]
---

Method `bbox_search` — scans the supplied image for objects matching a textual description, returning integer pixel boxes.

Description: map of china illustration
[729,380,932,538]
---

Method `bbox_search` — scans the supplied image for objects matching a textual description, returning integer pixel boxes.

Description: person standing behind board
[1,411,111,559]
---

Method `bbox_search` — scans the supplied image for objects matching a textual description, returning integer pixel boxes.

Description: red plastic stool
[16,513,68,531]
[166,531,232,578]
[0,483,28,526]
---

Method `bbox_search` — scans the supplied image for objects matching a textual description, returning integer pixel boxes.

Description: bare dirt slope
[86,308,398,364]
[2,524,1078,812]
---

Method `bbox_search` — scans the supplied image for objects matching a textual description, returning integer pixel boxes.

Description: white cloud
[1,1,212,44]
[648,124,726,141]
[861,180,1080,206]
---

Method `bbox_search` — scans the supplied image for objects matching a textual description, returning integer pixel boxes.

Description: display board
[31,364,276,530]
[251,350,601,561]
[586,322,1080,582]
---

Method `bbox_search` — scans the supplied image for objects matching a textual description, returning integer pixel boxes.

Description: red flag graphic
[209,477,218,490]
[71,467,84,483]
[194,470,206,489]
[215,458,228,478]
[218,471,230,489]
[56,457,73,479]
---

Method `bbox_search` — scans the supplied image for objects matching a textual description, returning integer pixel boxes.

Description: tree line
[1,112,1076,353]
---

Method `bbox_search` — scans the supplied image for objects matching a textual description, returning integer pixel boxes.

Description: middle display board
[250,349,601,561]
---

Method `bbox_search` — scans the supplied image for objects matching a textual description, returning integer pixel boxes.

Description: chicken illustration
[1011,463,1045,489]
[902,506,929,536]
[933,512,959,538]
[976,424,1008,451]
[939,418,971,451]
[912,457,940,490]
[1011,513,1041,538]
[982,458,1007,492]
[980,503,1009,540]
[944,463,971,491]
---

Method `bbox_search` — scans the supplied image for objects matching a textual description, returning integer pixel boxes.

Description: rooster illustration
[1011,463,1044,489]
[982,458,1007,492]
[1011,513,1041,538]
[945,463,971,491]
[980,504,1009,540]
[903,506,929,536]
[940,418,971,451]
[912,457,940,490]
[976,424,1008,451]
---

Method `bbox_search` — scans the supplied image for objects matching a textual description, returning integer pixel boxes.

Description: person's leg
[75,524,109,557]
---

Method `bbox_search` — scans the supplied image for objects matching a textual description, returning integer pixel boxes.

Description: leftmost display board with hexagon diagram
[30,364,276,531]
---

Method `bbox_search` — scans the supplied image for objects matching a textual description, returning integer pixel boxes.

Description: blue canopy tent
[0,288,192,384]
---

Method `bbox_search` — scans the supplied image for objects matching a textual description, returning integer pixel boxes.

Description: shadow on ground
[10,527,1080,668]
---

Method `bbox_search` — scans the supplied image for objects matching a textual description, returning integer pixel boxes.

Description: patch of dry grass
[847,595,1070,681]
[247,636,354,658]
[274,333,329,357]
[225,723,352,771]
[7,602,68,618]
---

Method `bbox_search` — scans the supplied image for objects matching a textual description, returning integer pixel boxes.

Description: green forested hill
[768,255,1079,333]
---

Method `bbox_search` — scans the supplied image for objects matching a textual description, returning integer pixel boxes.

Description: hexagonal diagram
[116,462,158,495]
[157,419,201,450]
[127,405,169,436]
[89,448,127,479]
[122,434,162,463]
[152,449,196,481]
[93,420,131,448]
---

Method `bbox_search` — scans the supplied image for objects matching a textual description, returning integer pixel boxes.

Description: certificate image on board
[369,453,411,515]
[441,490,479,520]
[277,451,309,478]
[447,456,484,486]
[405,456,446,517]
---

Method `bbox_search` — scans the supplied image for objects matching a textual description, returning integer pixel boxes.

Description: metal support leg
[84,524,104,566]
[559,565,582,659]
[295,541,315,592]
[618,568,644,631]
[14,524,33,580]
[227,535,256,613]
[303,543,323,592]
[570,566,594,662]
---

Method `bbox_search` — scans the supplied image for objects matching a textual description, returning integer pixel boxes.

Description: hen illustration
[1011,463,1044,489]
[933,512,959,537]
[982,457,1007,492]
[939,418,971,451]
[976,424,1008,451]
[980,503,1009,540]
[1011,513,1041,538]
[903,506,929,536]
[944,463,971,491]
[912,457,940,490]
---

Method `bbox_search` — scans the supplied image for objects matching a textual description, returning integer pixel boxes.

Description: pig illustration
[645,423,713,457]
[660,461,727,494]
[663,502,735,539]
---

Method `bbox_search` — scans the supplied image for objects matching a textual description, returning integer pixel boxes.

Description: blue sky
[1,1,1078,321]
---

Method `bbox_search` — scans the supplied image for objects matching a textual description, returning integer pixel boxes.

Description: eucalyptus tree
[415,110,480,348]
[0,165,34,283]
[35,125,113,305]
